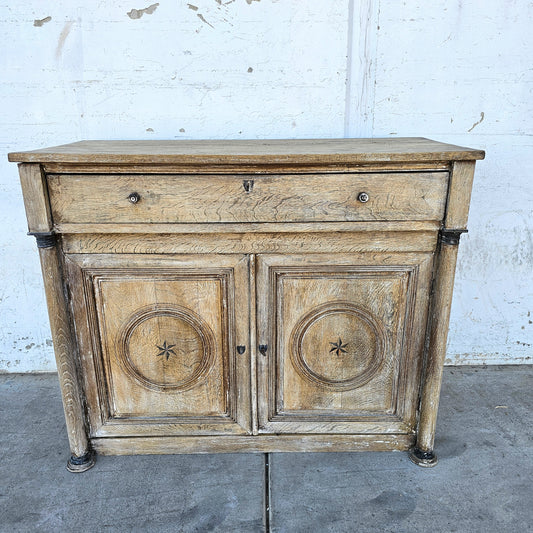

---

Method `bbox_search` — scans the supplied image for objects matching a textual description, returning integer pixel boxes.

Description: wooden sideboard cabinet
[9,138,484,472]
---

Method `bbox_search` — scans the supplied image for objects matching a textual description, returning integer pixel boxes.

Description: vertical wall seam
[344,0,379,138]
[344,0,355,138]
[371,0,381,137]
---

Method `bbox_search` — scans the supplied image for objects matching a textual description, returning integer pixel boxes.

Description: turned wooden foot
[66,451,96,473]
[408,447,438,468]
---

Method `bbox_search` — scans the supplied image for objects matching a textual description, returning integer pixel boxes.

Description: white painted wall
[0,0,531,371]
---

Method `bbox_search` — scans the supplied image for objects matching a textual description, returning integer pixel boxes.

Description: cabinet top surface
[8,138,484,164]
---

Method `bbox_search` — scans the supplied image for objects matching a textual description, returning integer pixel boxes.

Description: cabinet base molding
[92,434,416,456]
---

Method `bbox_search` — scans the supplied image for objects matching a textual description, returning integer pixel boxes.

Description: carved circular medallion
[289,302,386,391]
[117,304,215,392]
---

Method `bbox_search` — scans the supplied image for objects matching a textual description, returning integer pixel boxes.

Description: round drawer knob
[358,192,369,203]
[128,192,140,204]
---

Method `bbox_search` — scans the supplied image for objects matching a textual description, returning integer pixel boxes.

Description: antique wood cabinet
[9,139,484,472]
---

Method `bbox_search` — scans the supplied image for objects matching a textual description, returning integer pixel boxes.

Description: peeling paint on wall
[197,13,214,28]
[127,3,159,19]
[33,16,52,27]
[186,0,261,31]
[468,112,485,132]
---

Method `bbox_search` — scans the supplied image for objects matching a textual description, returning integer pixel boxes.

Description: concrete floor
[0,366,531,533]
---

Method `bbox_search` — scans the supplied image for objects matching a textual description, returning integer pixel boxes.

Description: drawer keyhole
[357,192,369,203]
[243,180,254,193]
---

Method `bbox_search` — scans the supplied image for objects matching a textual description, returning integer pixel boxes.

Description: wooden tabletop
[8,138,485,164]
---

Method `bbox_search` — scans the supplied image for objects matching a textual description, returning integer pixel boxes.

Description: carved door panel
[65,254,250,437]
[256,253,434,435]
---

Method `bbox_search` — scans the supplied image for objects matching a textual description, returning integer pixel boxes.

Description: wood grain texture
[249,254,259,435]
[445,160,477,229]
[256,253,433,435]
[92,433,416,455]
[39,245,89,457]
[42,161,451,175]
[415,241,460,452]
[18,163,52,233]
[55,220,441,235]
[64,254,250,437]
[14,138,482,462]
[61,231,439,255]
[47,172,448,224]
[8,138,485,164]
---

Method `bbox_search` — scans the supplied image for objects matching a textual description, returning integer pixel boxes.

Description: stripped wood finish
[445,160,477,230]
[415,241,460,454]
[8,138,485,164]
[92,433,416,455]
[39,244,94,471]
[256,253,432,435]
[64,253,251,438]
[55,220,442,235]
[18,163,53,233]
[42,161,452,175]
[10,138,483,470]
[61,231,439,255]
[47,172,448,224]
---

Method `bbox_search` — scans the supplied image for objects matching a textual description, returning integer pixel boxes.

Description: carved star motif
[156,341,176,360]
[329,338,348,356]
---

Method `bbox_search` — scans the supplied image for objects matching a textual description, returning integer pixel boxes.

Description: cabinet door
[256,253,433,435]
[65,254,250,437]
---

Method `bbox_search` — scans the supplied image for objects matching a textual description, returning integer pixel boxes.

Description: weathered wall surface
[0,0,531,371]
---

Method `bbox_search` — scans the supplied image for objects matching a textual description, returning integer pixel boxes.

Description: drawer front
[48,172,448,224]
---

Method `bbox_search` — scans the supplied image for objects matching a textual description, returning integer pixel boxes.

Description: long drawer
[47,172,449,224]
